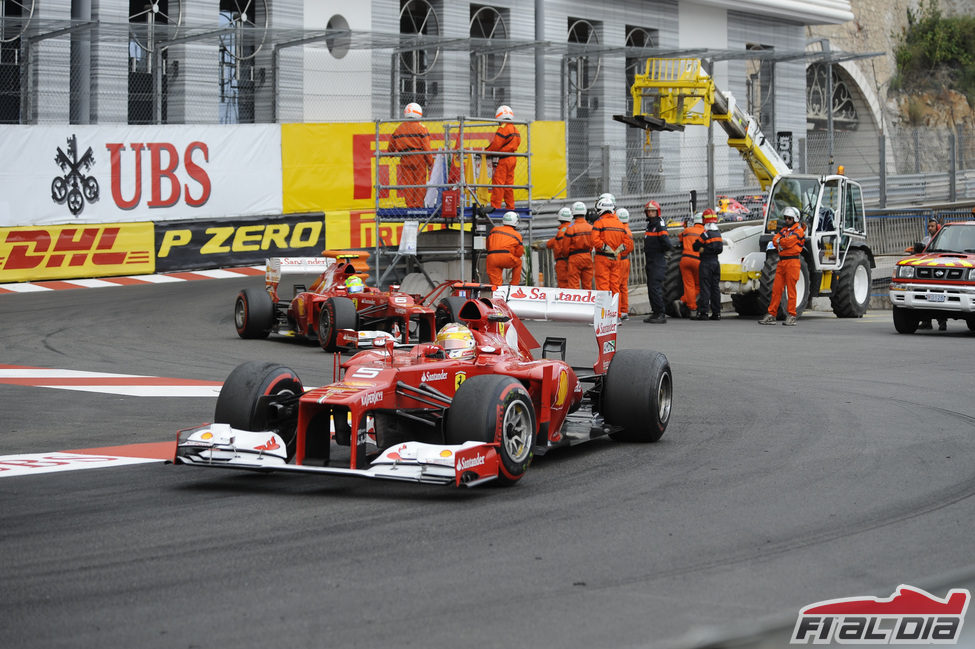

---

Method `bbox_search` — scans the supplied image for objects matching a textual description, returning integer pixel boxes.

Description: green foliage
[893,0,975,99]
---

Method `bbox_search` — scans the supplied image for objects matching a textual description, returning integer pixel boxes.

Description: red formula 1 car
[176,285,674,487]
[234,254,437,351]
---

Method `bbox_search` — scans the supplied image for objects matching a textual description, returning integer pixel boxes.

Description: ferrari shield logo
[455,372,466,390]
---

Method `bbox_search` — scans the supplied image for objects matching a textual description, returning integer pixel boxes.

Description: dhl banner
[283,121,567,246]
[0,222,155,283]
[0,125,282,227]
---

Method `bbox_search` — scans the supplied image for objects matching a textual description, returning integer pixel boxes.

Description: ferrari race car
[176,284,674,488]
[234,254,437,351]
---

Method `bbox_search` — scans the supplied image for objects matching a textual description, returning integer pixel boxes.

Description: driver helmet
[782,206,800,223]
[617,207,630,223]
[502,211,518,226]
[345,276,365,294]
[557,207,572,222]
[436,323,476,360]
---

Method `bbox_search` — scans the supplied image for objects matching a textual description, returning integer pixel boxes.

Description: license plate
[927,294,946,302]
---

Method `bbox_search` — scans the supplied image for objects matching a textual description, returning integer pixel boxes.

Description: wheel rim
[656,370,673,425]
[853,264,869,304]
[795,270,807,307]
[234,298,246,329]
[501,400,532,463]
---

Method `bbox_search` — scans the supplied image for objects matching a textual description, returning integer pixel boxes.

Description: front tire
[892,306,919,334]
[316,296,358,352]
[831,249,871,317]
[445,375,535,485]
[603,349,673,442]
[235,288,275,339]
[214,361,304,461]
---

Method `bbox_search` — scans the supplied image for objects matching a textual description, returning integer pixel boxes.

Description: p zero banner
[0,125,282,227]
[154,213,326,273]
[0,222,155,283]
[282,121,567,247]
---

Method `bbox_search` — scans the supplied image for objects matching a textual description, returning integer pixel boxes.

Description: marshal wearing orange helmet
[677,211,705,317]
[692,209,723,320]
[486,211,525,285]
[388,103,434,208]
[591,195,629,294]
[485,105,521,210]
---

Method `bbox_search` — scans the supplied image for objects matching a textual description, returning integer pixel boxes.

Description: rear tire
[663,253,683,317]
[892,306,919,334]
[831,249,871,317]
[603,349,673,442]
[214,361,304,461]
[234,288,275,339]
[317,297,358,352]
[758,253,809,319]
[436,296,468,332]
[445,375,535,485]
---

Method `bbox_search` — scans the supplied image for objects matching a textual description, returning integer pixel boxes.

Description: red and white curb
[0,364,223,397]
[0,266,264,294]
[0,442,175,478]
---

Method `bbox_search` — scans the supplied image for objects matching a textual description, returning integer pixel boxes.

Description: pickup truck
[889,221,975,333]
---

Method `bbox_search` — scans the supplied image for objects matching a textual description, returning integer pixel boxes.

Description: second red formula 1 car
[178,284,673,487]
[234,253,437,351]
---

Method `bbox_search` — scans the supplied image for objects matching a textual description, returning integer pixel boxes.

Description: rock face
[897,89,975,128]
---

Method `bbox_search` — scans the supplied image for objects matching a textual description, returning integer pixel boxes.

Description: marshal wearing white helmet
[548,207,575,287]
[615,208,635,318]
[759,204,806,327]
[486,211,525,286]
[388,104,433,208]
[485,105,521,210]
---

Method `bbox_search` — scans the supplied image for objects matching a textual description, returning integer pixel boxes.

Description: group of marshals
[497,196,808,328]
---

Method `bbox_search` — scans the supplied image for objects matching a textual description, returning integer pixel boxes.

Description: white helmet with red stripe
[495,105,514,121]
[404,103,423,119]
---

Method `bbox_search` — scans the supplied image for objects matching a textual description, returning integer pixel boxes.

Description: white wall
[304,3,373,121]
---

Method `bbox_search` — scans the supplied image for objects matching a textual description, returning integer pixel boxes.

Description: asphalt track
[2,277,974,649]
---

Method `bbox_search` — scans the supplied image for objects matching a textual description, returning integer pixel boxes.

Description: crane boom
[614,58,791,190]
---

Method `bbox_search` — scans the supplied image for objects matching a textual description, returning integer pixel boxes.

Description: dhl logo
[0,224,154,282]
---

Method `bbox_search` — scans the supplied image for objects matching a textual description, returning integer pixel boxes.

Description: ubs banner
[0,124,282,227]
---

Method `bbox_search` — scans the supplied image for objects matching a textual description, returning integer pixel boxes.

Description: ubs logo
[52,134,100,216]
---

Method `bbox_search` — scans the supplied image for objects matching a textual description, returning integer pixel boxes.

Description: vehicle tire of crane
[445,374,535,486]
[967,317,975,333]
[830,249,871,318]
[663,253,683,317]
[214,361,304,461]
[234,288,275,339]
[436,296,468,332]
[731,292,764,316]
[758,253,809,319]
[892,306,919,334]
[317,296,357,352]
[604,349,672,443]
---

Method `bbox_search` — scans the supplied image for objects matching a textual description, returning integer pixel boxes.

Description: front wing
[174,424,501,487]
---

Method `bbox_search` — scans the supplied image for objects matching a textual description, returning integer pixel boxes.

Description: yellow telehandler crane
[615,58,874,319]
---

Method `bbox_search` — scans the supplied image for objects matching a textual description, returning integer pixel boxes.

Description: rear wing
[491,286,619,373]
[265,257,335,300]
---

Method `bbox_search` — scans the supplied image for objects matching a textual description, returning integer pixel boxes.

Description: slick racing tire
[445,375,535,486]
[436,296,468,332]
[758,253,809,319]
[317,296,357,352]
[830,249,871,318]
[603,349,672,443]
[235,288,275,339]
[892,306,919,334]
[214,361,304,461]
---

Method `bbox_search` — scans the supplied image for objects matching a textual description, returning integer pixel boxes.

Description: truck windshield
[765,177,820,233]
[927,225,975,253]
